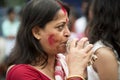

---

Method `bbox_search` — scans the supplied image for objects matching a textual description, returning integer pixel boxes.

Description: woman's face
[34,9,70,55]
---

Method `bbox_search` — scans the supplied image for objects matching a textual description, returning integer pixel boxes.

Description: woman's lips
[59,40,67,47]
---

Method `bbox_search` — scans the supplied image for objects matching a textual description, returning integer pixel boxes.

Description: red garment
[6,64,50,80]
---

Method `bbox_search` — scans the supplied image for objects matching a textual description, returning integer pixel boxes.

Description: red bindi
[57,1,68,23]
[66,18,68,23]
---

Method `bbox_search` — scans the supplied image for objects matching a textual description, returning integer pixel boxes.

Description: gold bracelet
[67,75,86,80]
[67,77,83,80]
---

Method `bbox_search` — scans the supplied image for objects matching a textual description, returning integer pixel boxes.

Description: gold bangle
[67,75,86,80]
[66,77,83,80]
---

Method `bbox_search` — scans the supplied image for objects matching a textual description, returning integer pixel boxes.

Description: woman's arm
[93,47,118,80]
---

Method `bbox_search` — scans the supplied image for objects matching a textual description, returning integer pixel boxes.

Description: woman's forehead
[53,9,68,20]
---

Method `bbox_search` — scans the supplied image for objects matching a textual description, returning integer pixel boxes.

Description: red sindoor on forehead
[57,1,67,15]
[57,2,68,22]
[61,7,68,22]
[61,6,67,15]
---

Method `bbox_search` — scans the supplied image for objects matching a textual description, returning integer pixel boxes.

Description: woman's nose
[64,27,71,37]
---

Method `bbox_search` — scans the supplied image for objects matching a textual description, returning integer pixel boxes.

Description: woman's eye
[57,25,64,31]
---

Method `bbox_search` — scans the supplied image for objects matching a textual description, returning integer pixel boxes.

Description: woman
[6,0,93,80]
[86,0,120,80]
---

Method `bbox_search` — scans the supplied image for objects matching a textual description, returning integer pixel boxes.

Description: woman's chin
[57,48,66,54]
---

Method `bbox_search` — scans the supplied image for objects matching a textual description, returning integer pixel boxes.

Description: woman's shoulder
[94,46,118,70]
[7,64,36,73]
[6,64,50,80]
[93,40,115,56]
[93,45,118,80]
[95,47,115,59]
[6,64,38,80]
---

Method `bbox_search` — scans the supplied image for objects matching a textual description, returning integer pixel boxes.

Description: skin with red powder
[48,34,56,46]
[37,9,70,54]
[48,8,68,46]
[61,6,68,23]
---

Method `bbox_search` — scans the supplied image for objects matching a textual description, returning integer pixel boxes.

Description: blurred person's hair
[87,0,120,59]
[7,7,15,15]
[85,0,93,21]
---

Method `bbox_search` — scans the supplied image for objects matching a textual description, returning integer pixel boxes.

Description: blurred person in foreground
[6,0,94,80]
[86,0,120,80]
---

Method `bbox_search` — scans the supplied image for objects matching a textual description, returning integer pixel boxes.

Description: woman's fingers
[66,38,78,53]
[84,44,93,53]
[77,37,88,49]
[70,38,78,48]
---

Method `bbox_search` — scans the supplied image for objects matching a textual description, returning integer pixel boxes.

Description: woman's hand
[66,37,93,78]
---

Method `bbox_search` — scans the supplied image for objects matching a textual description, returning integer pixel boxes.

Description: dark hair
[85,0,93,21]
[87,0,120,59]
[7,7,15,15]
[7,0,70,67]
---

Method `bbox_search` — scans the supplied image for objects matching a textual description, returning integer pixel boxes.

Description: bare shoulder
[93,47,118,72]
[95,47,117,61]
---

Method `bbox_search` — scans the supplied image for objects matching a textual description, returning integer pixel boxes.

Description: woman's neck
[34,55,56,79]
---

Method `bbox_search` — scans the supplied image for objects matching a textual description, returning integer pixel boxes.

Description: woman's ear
[32,26,41,40]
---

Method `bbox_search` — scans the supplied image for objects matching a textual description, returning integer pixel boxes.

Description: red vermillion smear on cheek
[48,34,55,46]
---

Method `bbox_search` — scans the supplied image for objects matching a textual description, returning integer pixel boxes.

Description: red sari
[6,64,50,80]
